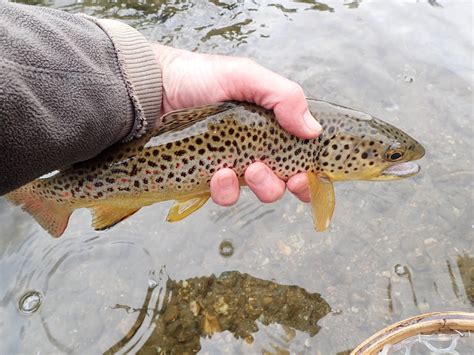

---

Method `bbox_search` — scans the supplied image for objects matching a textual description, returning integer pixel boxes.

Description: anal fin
[307,172,335,232]
[90,205,140,231]
[166,193,210,222]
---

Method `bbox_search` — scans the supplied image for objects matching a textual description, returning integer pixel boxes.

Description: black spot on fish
[207,143,217,152]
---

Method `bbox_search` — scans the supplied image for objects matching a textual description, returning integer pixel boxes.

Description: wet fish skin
[6,100,425,237]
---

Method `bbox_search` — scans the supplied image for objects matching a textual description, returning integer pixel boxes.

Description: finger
[244,162,286,203]
[273,84,322,139]
[221,58,322,139]
[287,173,311,203]
[210,168,240,206]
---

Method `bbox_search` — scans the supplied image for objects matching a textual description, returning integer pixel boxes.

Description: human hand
[152,44,321,205]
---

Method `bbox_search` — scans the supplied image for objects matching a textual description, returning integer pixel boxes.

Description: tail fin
[6,184,73,238]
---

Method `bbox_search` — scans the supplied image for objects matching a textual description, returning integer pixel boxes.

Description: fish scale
[6,100,425,237]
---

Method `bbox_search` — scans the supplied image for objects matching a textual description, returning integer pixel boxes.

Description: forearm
[0,2,161,195]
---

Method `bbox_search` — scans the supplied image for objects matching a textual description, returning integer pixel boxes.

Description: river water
[1,0,473,353]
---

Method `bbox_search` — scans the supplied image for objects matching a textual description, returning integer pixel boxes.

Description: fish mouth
[382,162,421,178]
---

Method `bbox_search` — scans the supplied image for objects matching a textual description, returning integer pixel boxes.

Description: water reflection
[105,271,330,353]
[292,0,334,12]
[456,253,474,306]
[385,254,474,319]
[343,0,362,9]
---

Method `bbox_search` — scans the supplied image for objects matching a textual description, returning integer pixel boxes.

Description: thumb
[221,57,322,139]
[272,84,322,139]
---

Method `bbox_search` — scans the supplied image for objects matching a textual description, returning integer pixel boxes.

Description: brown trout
[7,100,425,237]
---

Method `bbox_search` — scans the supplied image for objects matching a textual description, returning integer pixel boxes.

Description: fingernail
[303,110,322,134]
[218,175,234,190]
[248,167,269,185]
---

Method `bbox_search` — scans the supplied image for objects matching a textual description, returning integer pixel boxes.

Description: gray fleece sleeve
[0,2,162,195]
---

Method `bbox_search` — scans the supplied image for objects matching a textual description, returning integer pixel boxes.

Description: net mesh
[379,332,473,355]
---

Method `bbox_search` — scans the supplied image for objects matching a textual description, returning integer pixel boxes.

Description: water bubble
[394,264,409,276]
[18,290,42,314]
[219,240,234,257]
[148,279,158,289]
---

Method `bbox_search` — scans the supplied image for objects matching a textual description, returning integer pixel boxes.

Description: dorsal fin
[154,102,238,135]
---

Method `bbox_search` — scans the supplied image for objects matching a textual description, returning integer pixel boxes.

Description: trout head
[309,100,425,182]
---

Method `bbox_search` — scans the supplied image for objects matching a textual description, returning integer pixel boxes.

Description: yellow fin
[307,172,335,232]
[166,193,210,222]
[90,205,140,231]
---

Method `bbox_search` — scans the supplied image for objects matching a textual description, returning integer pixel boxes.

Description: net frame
[351,312,474,355]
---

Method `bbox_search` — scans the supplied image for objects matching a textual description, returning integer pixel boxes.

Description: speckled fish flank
[6,100,425,237]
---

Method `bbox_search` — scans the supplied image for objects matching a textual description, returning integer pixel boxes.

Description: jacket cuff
[84,17,162,141]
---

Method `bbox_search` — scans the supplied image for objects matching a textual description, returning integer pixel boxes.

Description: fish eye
[385,149,404,161]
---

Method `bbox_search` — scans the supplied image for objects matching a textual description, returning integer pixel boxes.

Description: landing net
[351,312,474,355]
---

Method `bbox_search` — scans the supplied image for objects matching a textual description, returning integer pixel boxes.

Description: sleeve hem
[83,16,162,141]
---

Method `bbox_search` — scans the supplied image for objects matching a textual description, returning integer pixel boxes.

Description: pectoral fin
[90,205,140,231]
[166,193,210,222]
[307,172,335,232]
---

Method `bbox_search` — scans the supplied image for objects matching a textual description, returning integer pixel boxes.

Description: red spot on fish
[176,163,180,169]
[86,185,93,191]
[207,156,212,160]
[61,191,71,198]
[146,170,152,175]
[121,178,129,183]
